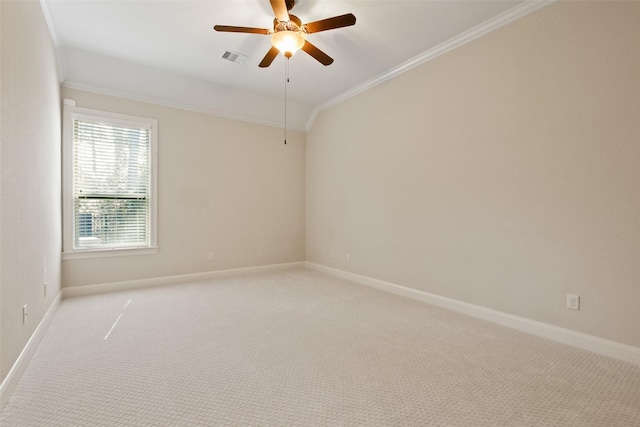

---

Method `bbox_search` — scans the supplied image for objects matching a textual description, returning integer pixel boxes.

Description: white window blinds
[72,117,151,249]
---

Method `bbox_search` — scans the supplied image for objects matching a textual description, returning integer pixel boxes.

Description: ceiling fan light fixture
[271,30,306,58]
[214,1,355,67]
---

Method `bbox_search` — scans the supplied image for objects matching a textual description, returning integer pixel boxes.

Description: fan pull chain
[284,58,290,145]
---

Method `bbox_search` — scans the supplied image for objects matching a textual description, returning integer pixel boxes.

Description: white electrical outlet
[329,250,334,258]
[23,305,28,324]
[567,294,580,310]
[346,252,350,262]
[208,252,215,261]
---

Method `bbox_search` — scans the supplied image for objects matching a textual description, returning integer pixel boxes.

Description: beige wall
[2,0,638,387]
[1,0,62,381]
[306,1,640,347]
[61,88,306,288]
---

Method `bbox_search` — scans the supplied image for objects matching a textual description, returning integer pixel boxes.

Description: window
[63,104,158,259]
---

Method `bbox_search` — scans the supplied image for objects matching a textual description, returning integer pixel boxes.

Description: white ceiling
[42,0,549,130]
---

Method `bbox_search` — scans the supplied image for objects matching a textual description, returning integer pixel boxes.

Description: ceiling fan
[214,0,356,68]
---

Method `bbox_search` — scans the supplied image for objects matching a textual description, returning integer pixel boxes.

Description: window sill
[62,246,159,260]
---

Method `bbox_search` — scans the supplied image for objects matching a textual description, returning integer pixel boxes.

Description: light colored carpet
[1,268,639,426]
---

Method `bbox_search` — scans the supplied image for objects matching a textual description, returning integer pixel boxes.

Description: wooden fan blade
[301,40,333,66]
[214,25,270,35]
[270,0,289,22]
[259,46,281,68]
[304,13,356,34]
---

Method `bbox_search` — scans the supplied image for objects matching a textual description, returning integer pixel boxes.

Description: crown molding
[305,0,556,131]
[47,0,555,134]
[62,80,308,133]
[39,0,63,47]
[40,0,67,82]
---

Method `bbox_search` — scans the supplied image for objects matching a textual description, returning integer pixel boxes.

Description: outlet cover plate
[567,294,580,310]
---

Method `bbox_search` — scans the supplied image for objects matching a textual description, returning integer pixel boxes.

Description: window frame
[62,104,158,260]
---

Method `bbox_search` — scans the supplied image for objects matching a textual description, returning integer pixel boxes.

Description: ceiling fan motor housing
[274,15,303,32]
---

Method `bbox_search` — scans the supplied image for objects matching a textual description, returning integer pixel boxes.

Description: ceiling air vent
[222,51,248,64]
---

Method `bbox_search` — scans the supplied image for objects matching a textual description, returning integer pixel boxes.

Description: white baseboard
[0,291,63,412]
[306,262,640,366]
[62,261,306,298]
